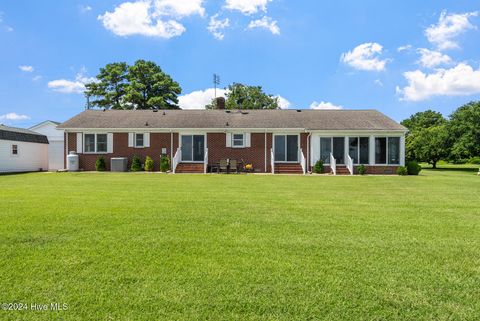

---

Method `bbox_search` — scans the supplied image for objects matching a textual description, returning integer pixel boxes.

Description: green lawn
[1,168,479,320]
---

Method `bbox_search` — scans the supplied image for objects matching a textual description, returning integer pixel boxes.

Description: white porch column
[400,135,406,166]
[369,135,375,165]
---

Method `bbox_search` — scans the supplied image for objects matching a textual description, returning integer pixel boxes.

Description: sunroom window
[375,137,400,165]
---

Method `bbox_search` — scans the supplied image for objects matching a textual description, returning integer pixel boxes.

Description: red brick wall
[207,133,269,172]
[318,165,400,175]
[68,132,175,171]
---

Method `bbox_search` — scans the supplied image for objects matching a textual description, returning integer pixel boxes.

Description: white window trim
[374,137,401,166]
[347,136,370,165]
[11,144,18,157]
[135,133,144,148]
[84,133,108,154]
[231,133,245,148]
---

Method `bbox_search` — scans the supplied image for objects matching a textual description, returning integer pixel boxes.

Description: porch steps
[176,163,204,174]
[334,165,351,175]
[275,163,304,174]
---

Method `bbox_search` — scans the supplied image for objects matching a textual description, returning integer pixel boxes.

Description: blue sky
[0,0,479,128]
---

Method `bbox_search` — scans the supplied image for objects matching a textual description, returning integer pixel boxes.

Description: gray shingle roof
[0,124,49,144]
[58,109,406,131]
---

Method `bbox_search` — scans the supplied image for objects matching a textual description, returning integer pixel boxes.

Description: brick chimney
[215,97,226,110]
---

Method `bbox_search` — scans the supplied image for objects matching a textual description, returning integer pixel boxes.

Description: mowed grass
[1,168,479,320]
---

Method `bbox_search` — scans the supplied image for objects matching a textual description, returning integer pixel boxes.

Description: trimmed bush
[160,155,170,172]
[95,156,106,171]
[144,156,154,172]
[397,166,408,176]
[406,161,422,175]
[130,155,142,172]
[468,156,480,164]
[314,160,324,174]
[358,164,366,175]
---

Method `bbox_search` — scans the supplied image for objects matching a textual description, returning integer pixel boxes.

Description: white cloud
[79,5,92,13]
[397,63,480,101]
[155,0,205,17]
[275,95,290,109]
[0,113,30,121]
[397,44,412,52]
[425,11,478,50]
[98,0,186,38]
[340,42,388,71]
[19,65,34,72]
[225,0,271,15]
[417,48,452,68]
[32,75,42,81]
[178,88,227,109]
[310,101,343,110]
[48,68,96,94]
[248,16,280,35]
[374,79,384,87]
[207,14,229,40]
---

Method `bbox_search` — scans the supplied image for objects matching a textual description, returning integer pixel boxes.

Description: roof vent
[162,111,166,116]
[226,121,229,127]
[225,110,231,113]
[152,107,158,112]
[296,109,302,112]
[241,111,249,115]
[145,122,149,126]
[102,107,106,112]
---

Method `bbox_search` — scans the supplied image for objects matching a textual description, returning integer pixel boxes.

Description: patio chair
[229,159,238,174]
[219,159,228,173]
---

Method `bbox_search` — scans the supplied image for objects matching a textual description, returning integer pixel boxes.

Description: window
[84,133,108,153]
[348,137,369,164]
[12,144,18,155]
[84,134,95,153]
[135,133,144,148]
[375,137,400,164]
[97,134,107,153]
[232,134,244,147]
[388,137,400,164]
[359,137,369,164]
[320,137,332,164]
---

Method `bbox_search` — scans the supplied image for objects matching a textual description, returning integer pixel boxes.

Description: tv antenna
[213,73,220,98]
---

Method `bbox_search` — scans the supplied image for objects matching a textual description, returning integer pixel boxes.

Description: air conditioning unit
[111,157,128,172]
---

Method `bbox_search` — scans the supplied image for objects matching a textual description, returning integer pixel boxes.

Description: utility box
[111,157,128,172]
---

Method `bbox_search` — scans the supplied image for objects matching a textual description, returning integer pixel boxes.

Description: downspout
[170,130,173,170]
[306,131,312,173]
[264,130,267,173]
[65,130,68,169]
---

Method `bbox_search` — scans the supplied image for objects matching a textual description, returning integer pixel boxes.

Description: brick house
[57,104,407,175]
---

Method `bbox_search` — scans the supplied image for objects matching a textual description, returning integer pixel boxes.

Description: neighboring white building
[0,124,49,173]
[30,120,64,170]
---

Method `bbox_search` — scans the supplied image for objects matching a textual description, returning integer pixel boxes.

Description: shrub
[468,156,480,164]
[314,160,324,174]
[160,155,170,172]
[397,166,408,176]
[95,156,106,171]
[358,164,366,175]
[130,155,142,172]
[144,156,154,172]
[406,161,422,175]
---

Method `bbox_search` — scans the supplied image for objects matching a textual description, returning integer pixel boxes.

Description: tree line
[84,60,280,110]
[401,102,480,168]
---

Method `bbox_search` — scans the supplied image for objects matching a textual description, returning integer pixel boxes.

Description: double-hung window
[375,137,400,165]
[84,133,108,153]
[232,134,245,147]
[135,133,144,148]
